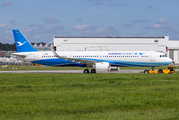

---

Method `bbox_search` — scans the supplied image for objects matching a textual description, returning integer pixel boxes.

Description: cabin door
[150,52,155,61]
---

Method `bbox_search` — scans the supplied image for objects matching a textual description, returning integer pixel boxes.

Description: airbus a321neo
[11,30,173,73]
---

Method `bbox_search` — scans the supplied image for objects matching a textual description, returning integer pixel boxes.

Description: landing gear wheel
[158,69,163,74]
[84,69,89,73]
[91,69,96,73]
[144,70,149,74]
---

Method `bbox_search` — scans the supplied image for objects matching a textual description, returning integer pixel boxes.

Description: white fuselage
[12,51,173,67]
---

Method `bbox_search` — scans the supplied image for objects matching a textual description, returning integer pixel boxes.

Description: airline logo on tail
[17,41,26,46]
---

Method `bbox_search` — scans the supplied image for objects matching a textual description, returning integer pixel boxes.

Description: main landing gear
[83,69,96,73]
[84,69,89,73]
[91,69,96,73]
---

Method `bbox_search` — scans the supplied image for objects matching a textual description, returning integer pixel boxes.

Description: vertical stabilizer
[12,29,38,52]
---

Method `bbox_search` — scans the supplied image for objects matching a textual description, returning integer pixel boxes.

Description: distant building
[54,36,168,52]
[53,36,179,64]
[0,51,6,56]
[168,41,179,64]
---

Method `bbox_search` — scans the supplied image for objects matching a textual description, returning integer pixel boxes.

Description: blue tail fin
[12,29,38,52]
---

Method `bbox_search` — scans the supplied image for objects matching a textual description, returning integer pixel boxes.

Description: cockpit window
[160,54,167,57]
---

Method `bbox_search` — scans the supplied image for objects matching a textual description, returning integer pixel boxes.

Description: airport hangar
[53,36,179,64]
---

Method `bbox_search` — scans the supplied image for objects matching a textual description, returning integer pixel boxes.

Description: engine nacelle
[93,62,120,72]
[93,62,110,71]
[110,67,120,71]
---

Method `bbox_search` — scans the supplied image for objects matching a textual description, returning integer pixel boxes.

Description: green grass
[0,73,179,119]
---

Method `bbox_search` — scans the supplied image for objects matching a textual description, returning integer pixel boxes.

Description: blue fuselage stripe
[32,58,171,67]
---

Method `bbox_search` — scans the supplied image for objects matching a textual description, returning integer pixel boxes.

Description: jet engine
[93,62,110,71]
[110,67,120,71]
[93,62,120,72]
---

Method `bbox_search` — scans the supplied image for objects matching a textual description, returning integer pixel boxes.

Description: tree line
[0,43,16,51]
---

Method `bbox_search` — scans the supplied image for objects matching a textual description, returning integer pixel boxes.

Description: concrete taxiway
[0,69,178,74]
[0,69,144,73]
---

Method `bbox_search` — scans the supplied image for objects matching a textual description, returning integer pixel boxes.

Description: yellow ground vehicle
[144,66,175,74]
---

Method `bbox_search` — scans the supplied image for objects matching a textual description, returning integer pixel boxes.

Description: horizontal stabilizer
[11,53,27,59]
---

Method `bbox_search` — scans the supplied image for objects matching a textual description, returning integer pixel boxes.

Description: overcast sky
[0,0,179,44]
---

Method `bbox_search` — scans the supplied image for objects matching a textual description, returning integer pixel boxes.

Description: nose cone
[166,58,173,64]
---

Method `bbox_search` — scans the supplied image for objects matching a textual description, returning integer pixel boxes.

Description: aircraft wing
[51,48,100,66]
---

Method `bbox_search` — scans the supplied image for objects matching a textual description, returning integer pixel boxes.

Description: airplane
[11,29,173,73]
